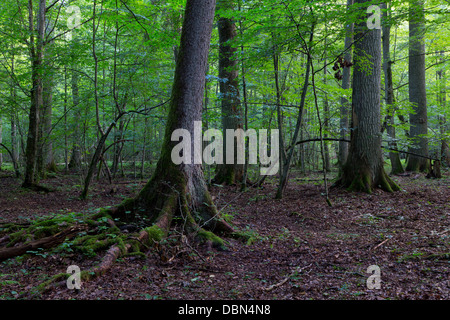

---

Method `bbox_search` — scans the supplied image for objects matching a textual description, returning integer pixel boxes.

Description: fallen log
[0,226,86,261]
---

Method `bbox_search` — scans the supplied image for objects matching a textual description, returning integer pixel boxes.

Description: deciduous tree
[105,0,234,244]
[336,0,399,193]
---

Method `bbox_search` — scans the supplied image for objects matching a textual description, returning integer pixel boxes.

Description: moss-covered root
[212,165,238,186]
[196,229,226,250]
[173,194,232,250]
[181,190,235,236]
[31,222,168,296]
[336,168,400,194]
[30,272,71,297]
[378,170,401,192]
[96,197,137,222]
[346,172,372,193]
[81,207,174,280]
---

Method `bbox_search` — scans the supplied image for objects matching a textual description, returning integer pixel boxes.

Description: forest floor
[0,167,449,300]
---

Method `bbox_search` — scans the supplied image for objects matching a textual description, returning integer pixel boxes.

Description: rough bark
[107,0,234,243]
[38,64,55,176]
[335,0,399,194]
[238,0,250,190]
[213,0,243,185]
[437,51,450,166]
[406,0,429,172]
[338,0,353,170]
[382,2,404,175]
[440,115,450,167]
[23,0,46,188]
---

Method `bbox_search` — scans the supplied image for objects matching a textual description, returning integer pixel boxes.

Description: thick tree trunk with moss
[335,0,399,193]
[107,0,234,244]
[213,0,243,185]
[406,0,429,172]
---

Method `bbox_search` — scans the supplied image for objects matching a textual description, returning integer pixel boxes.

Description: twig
[263,277,289,291]
[262,264,312,291]
[373,238,391,251]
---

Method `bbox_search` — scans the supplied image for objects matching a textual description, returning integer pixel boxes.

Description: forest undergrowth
[0,168,448,300]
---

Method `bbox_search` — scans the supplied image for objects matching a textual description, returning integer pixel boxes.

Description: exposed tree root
[1,169,253,296]
[378,169,401,192]
[333,164,400,194]
[91,243,132,278]
[20,183,53,193]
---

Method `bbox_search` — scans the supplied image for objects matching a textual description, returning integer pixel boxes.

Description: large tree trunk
[322,35,331,172]
[23,0,46,188]
[38,24,56,176]
[338,0,353,170]
[382,2,404,175]
[43,50,56,172]
[213,0,243,185]
[335,0,399,193]
[37,63,55,177]
[107,0,233,242]
[437,52,450,166]
[0,117,3,170]
[9,44,19,169]
[406,0,429,172]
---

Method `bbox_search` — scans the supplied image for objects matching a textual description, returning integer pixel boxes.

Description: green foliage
[0,0,447,198]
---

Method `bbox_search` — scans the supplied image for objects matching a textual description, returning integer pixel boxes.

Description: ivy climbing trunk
[335,0,399,193]
[107,0,234,243]
[213,0,243,185]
